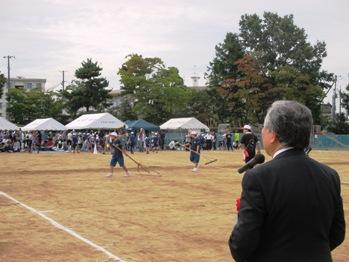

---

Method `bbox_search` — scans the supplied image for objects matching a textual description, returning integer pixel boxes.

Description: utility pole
[60,70,66,91]
[2,55,15,118]
[339,85,342,115]
[3,55,15,89]
[331,75,337,120]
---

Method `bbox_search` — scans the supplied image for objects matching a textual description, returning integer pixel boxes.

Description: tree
[341,84,349,116]
[206,33,245,87]
[205,33,245,123]
[108,98,138,121]
[207,12,333,125]
[188,90,219,127]
[118,54,193,124]
[0,71,6,97]
[239,12,332,124]
[327,113,349,134]
[271,65,324,123]
[118,54,164,96]
[63,58,111,116]
[216,55,272,125]
[6,87,64,125]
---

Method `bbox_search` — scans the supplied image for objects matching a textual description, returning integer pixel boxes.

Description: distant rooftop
[10,76,46,82]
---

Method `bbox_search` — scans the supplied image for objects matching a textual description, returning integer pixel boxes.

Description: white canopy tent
[160,117,209,132]
[66,112,124,130]
[0,117,19,130]
[22,118,67,131]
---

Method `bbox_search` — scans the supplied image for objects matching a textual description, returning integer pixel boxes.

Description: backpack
[246,137,256,153]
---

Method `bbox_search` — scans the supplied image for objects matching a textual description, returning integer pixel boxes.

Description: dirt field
[0,150,348,262]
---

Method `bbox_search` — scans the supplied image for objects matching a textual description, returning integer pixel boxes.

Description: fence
[163,132,349,150]
[311,134,349,150]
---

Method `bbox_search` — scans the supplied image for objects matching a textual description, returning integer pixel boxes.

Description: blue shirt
[111,139,123,157]
[190,137,201,152]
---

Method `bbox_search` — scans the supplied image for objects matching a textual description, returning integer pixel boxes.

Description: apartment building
[0,76,46,118]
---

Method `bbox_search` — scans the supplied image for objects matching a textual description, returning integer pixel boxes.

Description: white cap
[109,132,118,137]
[190,130,197,135]
[243,124,252,131]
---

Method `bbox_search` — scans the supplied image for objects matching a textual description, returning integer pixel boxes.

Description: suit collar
[273,147,294,158]
[273,148,306,160]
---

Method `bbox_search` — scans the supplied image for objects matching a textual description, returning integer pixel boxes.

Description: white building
[0,76,46,118]
[188,74,208,91]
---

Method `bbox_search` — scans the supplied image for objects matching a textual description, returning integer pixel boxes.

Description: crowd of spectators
[168,131,242,151]
[0,128,165,154]
[0,128,244,153]
[0,129,107,153]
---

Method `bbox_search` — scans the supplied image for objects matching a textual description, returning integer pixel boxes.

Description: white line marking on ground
[39,210,54,214]
[0,191,125,262]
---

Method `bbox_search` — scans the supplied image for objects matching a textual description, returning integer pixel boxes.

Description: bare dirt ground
[0,150,348,262]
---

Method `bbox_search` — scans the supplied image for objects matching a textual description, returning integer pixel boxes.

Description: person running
[107,132,130,177]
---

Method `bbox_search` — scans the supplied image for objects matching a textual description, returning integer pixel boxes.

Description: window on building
[26,83,33,89]
[36,83,42,89]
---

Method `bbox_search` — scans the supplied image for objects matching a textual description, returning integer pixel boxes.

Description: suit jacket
[229,149,345,262]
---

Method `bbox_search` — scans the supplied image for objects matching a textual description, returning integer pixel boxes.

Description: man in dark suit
[229,100,345,262]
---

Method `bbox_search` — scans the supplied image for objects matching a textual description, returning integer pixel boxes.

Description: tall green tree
[327,113,349,134]
[118,54,163,96]
[206,33,245,123]
[188,90,219,127]
[218,55,274,125]
[207,33,245,87]
[63,58,111,116]
[108,98,138,121]
[341,84,349,116]
[6,87,64,125]
[0,71,6,97]
[118,54,193,124]
[207,12,333,125]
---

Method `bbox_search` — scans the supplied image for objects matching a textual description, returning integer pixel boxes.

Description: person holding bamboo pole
[107,132,130,177]
[187,130,201,172]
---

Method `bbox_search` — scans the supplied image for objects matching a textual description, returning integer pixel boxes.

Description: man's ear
[269,131,278,144]
[264,128,278,145]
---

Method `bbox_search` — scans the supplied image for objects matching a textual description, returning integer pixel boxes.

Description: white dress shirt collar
[273,147,294,159]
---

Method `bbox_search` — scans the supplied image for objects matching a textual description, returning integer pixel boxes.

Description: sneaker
[124,172,130,177]
[106,173,113,177]
[192,167,198,172]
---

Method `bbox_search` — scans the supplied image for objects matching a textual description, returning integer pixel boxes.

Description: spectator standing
[226,132,233,151]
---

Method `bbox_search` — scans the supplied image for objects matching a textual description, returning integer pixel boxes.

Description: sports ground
[0,150,348,262]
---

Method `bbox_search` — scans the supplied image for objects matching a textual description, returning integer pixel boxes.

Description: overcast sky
[1,0,348,104]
